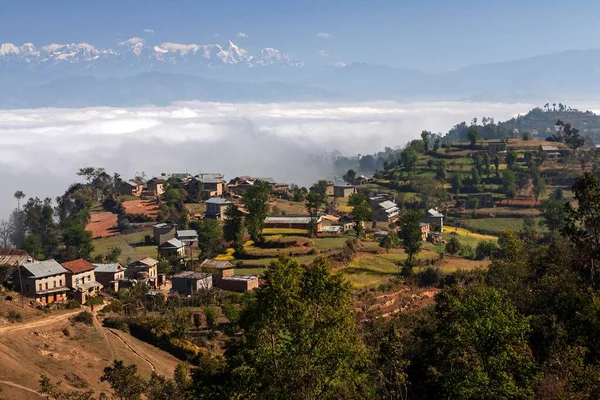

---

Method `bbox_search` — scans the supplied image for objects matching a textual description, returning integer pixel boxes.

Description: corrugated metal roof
[22,259,68,278]
[319,226,343,233]
[334,180,354,188]
[206,197,233,205]
[541,145,560,151]
[224,275,259,281]
[0,254,33,266]
[93,263,125,273]
[76,281,103,291]
[172,271,212,280]
[159,238,184,249]
[200,259,234,269]
[378,200,397,210]
[177,230,198,238]
[265,216,317,224]
[130,258,159,267]
[427,209,444,217]
[256,177,276,184]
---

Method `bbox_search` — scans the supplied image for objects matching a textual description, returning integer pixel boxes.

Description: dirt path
[105,328,157,372]
[0,310,81,334]
[0,380,40,396]
[93,313,115,361]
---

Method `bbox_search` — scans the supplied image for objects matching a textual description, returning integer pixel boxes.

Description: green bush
[102,300,123,314]
[445,236,461,255]
[85,296,104,306]
[72,311,93,325]
[203,306,218,329]
[103,316,130,332]
[475,240,499,260]
[66,299,81,309]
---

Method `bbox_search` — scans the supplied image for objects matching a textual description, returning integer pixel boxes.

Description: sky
[2,0,600,70]
[0,101,534,218]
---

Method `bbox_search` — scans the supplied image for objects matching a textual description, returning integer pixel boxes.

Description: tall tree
[419,286,537,399]
[506,150,518,170]
[348,193,372,237]
[243,180,270,242]
[13,190,25,212]
[62,224,94,260]
[343,169,357,185]
[467,126,479,147]
[399,210,423,269]
[421,130,430,153]
[215,256,369,399]
[483,152,491,178]
[0,220,12,249]
[400,147,418,175]
[532,173,547,204]
[305,192,324,238]
[190,219,225,260]
[100,360,147,400]
[223,205,244,250]
[502,170,517,203]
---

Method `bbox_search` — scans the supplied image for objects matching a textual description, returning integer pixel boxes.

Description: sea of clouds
[0,101,535,218]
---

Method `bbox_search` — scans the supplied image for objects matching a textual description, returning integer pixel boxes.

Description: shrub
[103,316,129,332]
[72,311,93,326]
[103,300,123,314]
[445,236,461,255]
[203,306,218,329]
[85,296,104,306]
[418,267,442,287]
[475,240,499,260]
[66,300,81,309]
[7,310,23,323]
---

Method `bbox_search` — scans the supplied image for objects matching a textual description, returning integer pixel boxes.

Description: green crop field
[92,229,156,262]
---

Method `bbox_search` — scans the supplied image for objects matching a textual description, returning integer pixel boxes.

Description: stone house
[193,173,225,198]
[334,181,356,198]
[158,238,186,259]
[61,259,102,304]
[372,200,400,222]
[264,216,322,232]
[419,223,430,241]
[13,259,69,305]
[205,197,234,220]
[146,177,166,197]
[423,208,444,233]
[153,221,177,245]
[203,259,259,292]
[117,180,144,197]
[93,263,126,292]
[128,258,159,287]
[171,271,213,295]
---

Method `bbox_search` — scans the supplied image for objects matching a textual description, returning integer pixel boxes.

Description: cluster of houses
[4,252,257,305]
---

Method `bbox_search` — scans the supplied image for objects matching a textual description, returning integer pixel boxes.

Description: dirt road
[0,310,82,334]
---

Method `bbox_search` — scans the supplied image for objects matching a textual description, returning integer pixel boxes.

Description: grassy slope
[92,229,156,262]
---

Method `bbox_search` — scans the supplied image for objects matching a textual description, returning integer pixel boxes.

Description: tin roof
[93,263,125,273]
[200,259,234,270]
[265,216,320,224]
[22,259,68,278]
[172,271,212,280]
[206,197,234,205]
[159,238,184,249]
[541,145,560,151]
[223,275,259,282]
[427,209,444,217]
[130,257,159,267]
[0,254,33,267]
[177,230,198,238]
[334,180,354,188]
[378,200,398,210]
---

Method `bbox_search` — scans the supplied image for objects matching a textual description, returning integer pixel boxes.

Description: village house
[264,216,322,232]
[193,173,225,198]
[0,252,34,283]
[354,175,373,185]
[334,181,356,198]
[540,145,561,157]
[371,200,400,222]
[13,259,69,305]
[419,223,430,241]
[128,258,159,287]
[153,221,177,245]
[117,180,144,197]
[205,197,234,220]
[176,230,199,246]
[227,176,255,194]
[202,259,259,292]
[169,172,193,182]
[467,193,495,208]
[318,225,344,235]
[422,208,444,233]
[93,263,126,292]
[157,238,186,259]
[487,141,507,154]
[61,259,102,304]
[146,177,166,197]
[171,271,213,295]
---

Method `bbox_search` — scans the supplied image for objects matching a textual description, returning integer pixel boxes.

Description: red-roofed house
[61,259,103,303]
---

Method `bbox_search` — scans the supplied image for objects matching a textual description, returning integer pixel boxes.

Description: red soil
[85,212,118,239]
[123,200,159,217]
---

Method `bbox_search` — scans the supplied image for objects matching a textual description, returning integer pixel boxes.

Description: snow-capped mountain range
[0,39,304,69]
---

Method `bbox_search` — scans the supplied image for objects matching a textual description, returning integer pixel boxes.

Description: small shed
[171,271,213,295]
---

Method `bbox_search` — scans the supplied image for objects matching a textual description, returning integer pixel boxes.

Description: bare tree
[0,219,12,249]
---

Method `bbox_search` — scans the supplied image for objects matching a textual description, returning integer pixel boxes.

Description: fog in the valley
[0,101,534,218]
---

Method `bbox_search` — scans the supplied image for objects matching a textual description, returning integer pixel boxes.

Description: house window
[75,278,79,285]
[26,284,29,293]
[53,281,56,288]
[45,282,48,290]
[38,284,42,291]
[59,279,63,286]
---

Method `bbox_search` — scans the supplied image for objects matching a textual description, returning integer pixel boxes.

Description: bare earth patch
[86,211,118,239]
[123,200,159,218]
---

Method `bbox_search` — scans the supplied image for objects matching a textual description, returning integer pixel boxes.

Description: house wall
[158,246,185,259]
[420,225,430,241]
[128,265,158,287]
[67,271,96,289]
[422,216,444,233]
[147,182,165,196]
[263,221,320,231]
[216,277,259,292]
[153,224,177,245]
[334,186,355,198]
[95,270,125,290]
[172,277,213,295]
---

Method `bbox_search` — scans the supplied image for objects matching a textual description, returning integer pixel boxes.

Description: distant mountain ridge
[2,41,600,107]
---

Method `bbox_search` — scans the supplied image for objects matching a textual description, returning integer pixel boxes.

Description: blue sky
[2,0,600,70]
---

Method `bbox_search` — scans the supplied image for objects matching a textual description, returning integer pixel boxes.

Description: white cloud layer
[316,32,333,39]
[318,49,329,58]
[143,28,154,33]
[236,32,248,38]
[0,101,534,217]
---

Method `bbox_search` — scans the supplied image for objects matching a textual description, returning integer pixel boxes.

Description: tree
[446,235,461,255]
[348,193,371,237]
[380,230,400,252]
[421,130,430,153]
[343,169,357,184]
[506,150,518,170]
[311,180,330,198]
[532,173,547,204]
[450,173,463,195]
[433,137,441,152]
[62,224,94,260]
[400,147,418,175]
[39,375,95,400]
[13,190,25,211]
[305,192,324,237]
[563,172,600,283]
[399,210,423,267]
[434,159,446,180]
[359,154,377,172]
[540,197,567,232]
[471,167,481,187]
[0,220,12,249]
[223,205,244,250]
[467,126,479,147]
[493,155,500,177]
[556,120,584,150]
[215,256,369,399]
[502,170,517,202]
[191,219,225,259]
[420,286,537,399]
[243,180,270,242]
[100,360,147,400]
[483,152,491,178]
